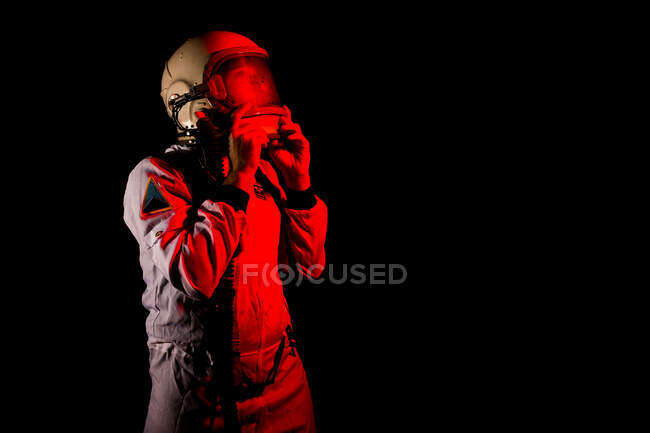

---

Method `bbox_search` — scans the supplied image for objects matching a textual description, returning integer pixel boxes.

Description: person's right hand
[223,103,267,191]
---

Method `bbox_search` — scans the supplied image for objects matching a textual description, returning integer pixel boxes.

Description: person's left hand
[268,106,311,191]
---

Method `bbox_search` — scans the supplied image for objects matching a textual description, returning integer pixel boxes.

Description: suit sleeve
[283,187,328,278]
[123,157,248,299]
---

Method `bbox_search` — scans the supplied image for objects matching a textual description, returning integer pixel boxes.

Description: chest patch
[253,183,266,200]
[141,177,172,217]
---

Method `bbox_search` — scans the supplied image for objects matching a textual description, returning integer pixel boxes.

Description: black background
[29,7,536,432]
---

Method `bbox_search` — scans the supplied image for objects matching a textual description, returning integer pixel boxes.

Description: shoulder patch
[141,177,172,218]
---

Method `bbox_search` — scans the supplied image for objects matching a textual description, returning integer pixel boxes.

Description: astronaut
[123,31,327,433]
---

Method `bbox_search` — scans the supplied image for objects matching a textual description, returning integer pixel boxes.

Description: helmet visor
[210,55,282,116]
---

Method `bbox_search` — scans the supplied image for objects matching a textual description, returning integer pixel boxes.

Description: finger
[282,105,292,121]
[268,147,292,167]
[281,125,307,143]
[279,123,299,136]
[195,110,215,127]
[195,112,221,145]
[285,132,306,143]
[279,117,298,128]
[231,102,252,130]
[268,139,284,150]
[196,118,217,134]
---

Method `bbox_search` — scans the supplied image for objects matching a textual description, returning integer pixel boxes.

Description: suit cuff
[209,185,250,212]
[285,186,317,210]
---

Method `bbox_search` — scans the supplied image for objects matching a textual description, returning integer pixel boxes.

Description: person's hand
[268,106,311,191]
[223,103,267,191]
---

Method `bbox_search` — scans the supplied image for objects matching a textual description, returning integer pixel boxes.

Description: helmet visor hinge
[169,83,211,133]
[169,83,210,109]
